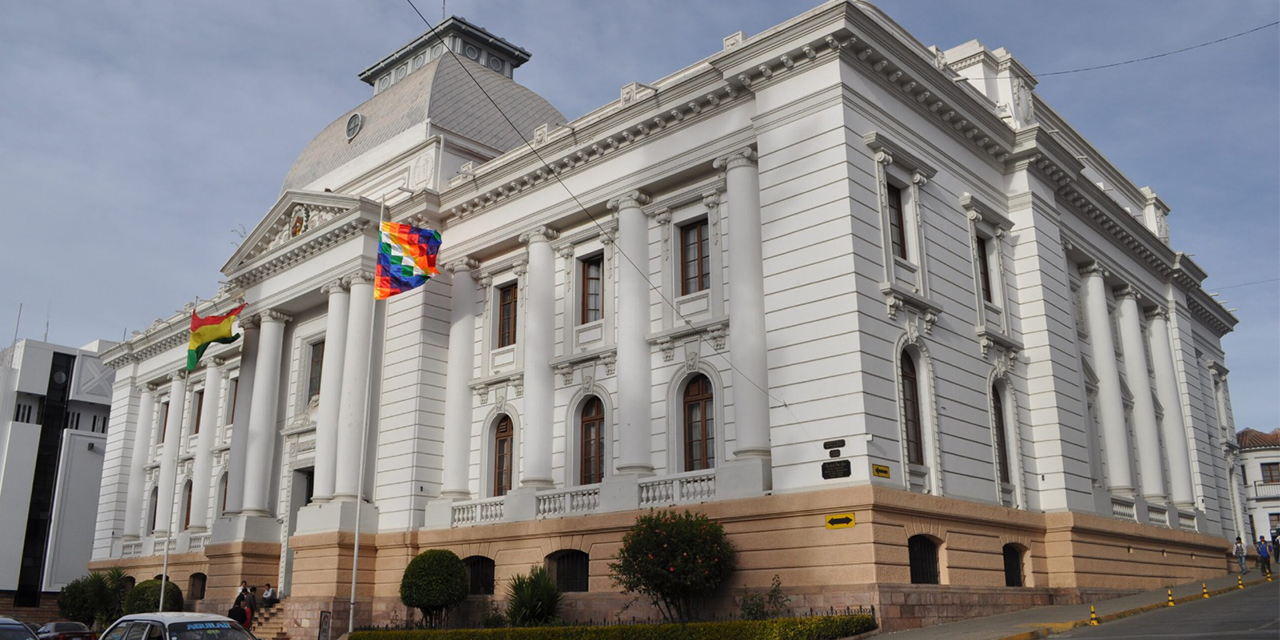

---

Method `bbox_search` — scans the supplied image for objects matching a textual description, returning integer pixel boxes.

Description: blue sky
[0,1,1275,430]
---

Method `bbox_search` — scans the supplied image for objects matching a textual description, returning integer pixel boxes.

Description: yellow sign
[825,513,855,529]
[872,464,891,479]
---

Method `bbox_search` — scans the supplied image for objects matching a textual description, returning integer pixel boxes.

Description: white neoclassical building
[90,3,1245,633]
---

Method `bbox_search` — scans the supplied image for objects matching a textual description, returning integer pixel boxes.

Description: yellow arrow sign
[825,513,855,529]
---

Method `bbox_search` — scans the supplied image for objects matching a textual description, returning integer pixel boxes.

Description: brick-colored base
[0,591,63,625]
[93,485,1234,637]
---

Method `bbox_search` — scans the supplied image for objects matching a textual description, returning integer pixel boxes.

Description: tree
[58,568,132,629]
[608,509,737,623]
[399,550,467,629]
[504,566,561,627]
[123,579,183,615]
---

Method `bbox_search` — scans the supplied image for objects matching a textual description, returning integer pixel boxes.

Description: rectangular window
[976,236,993,303]
[307,340,325,401]
[497,283,518,348]
[1269,513,1280,533]
[580,255,603,324]
[887,183,908,261]
[191,391,204,435]
[228,378,239,426]
[1262,463,1280,484]
[158,402,170,444]
[680,220,710,295]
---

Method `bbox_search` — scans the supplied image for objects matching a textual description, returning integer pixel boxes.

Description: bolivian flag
[187,303,247,370]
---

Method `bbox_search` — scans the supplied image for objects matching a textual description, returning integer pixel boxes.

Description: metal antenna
[10,303,21,347]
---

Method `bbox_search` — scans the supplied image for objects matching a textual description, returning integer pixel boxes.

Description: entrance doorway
[281,467,314,596]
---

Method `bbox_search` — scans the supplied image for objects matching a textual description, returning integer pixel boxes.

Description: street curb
[991,577,1271,640]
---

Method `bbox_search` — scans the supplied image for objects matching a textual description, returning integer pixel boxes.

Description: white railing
[122,541,143,558]
[1147,506,1169,527]
[1178,512,1197,532]
[190,533,210,553]
[1111,497,1136,521]
[451,496,505,526]
[639,470,715,507]
[536,485,600,518]
[1252,482,1280,499]
[151,537,176,554]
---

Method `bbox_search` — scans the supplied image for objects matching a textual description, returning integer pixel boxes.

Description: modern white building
[90,2,1243,633]
[1237,428,1280,543]
[0,339,115,616]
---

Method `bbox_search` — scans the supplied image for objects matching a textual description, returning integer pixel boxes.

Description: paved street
[1055,580,1279,639]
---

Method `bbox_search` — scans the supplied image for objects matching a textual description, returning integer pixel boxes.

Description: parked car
[37,622,94,640]
[0,617,38,640]
[98,614,252,640]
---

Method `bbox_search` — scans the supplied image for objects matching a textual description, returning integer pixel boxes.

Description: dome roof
[280,54,564,193]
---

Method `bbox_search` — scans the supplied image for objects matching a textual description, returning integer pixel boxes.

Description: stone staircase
[249,601,289,640]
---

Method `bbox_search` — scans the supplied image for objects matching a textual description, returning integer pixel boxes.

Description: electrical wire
[1211,277,1280,292]
[1036,21,1278,77]
[403,0,793,413]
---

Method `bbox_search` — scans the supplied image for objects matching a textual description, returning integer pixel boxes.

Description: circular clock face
[346,113,363,139]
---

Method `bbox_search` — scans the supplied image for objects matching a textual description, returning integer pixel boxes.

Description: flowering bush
[608,509,737,622]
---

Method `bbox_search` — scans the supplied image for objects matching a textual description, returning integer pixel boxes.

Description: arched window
[188,573,207,600]
[463,556,495,596]
[1002,544,1025,587]
[908,535,939,585]
[147,487,159,534]
[493,415,514,497]
[993,388,1011,485]
[683,375,714,472]
[218,473,229,516]
[901,356,924,466]
[548,550,589,593]
[580,397,605,485]
[181,480,193,531]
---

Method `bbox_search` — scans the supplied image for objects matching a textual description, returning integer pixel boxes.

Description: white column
[608,192,654,475]
[715,148,772,458]
[312,279,350,502]
[520,226,557,488]
[240,310,289,516]
[442,261,479,498]
[155,371,188,535]
[1116,288,1165,502]
[1148,308,1195,507]
[188,360,225,532]
[1080,264,1134,494]
[334,272,376,501]
[122,384,157,539]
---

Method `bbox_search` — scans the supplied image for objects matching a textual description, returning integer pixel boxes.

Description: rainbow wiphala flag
[375,221,442,300]
[187,303,247,370]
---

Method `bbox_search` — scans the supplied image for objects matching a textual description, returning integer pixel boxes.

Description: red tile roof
[1237,428,1280,449]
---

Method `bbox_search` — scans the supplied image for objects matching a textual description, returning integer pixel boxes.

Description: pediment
[222,190,381,276]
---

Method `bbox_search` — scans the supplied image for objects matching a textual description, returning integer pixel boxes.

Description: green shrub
[123,579,183,614]
[479,599,506,628]
[608,509,737,623]
[740,574,791,621]
[61,568,134,628]
[347,613,875,640]
[505,566,562,627]
[400,550,468,628]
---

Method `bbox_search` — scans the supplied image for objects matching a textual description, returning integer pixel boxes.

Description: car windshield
[52,624,87,633]
[0,628,37,640]
[166,621,252,640]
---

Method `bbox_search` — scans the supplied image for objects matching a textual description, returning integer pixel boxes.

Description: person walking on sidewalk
[1256,536,1272,575]
[1234,537,1248,574]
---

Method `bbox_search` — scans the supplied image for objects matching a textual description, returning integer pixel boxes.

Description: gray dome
[281,55,565,192]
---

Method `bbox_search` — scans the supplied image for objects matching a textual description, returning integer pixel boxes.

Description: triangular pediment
[222,190,380,276]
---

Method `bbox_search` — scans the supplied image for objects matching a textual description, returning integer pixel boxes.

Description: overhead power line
[1037,20,1278,77]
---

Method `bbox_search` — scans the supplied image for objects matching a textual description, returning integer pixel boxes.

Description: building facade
[1237,429,1280,543]
[90,2,1244,633]
[1,339,115,617]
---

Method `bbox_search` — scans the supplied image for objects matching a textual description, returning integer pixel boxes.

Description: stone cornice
[959,192,1012,231]
[1007,125,1083,188]
[101,294,245,369]
[1186,296,1236,338]
[864,132,938,179]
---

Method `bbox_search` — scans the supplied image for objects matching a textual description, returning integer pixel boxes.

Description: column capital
[512,259,529,277]
[210,356,227,368]
[320,279,347,296]
[647,206,672,224]
[713,147,758,171]
[446,258,480,274]
[1079,262,1109,278]
[258,309,292,325]
[519,226,559,245]
[141,383,158,393]
[606,191,650,212]
[1113,285,1142,303]
[556,244,575,260]
[343,270,376,288]
[1144,306,1169,322]
[169,370,187,382]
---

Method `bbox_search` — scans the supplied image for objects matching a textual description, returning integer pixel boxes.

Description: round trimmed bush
[400,549,467,628]
[123,579,183,614]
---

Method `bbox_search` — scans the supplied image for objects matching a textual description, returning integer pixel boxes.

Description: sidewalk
[872,572,1273,640]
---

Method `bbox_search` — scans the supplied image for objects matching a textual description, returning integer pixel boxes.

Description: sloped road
[1055,580,1279,639]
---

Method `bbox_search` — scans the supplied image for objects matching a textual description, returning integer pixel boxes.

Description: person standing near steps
[1234,537,1248,574]
[1257,536,1272,575]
